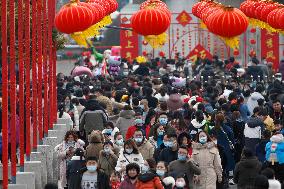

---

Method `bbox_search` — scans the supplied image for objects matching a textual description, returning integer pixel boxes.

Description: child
[174,175,188,189]
[110,171,121,189]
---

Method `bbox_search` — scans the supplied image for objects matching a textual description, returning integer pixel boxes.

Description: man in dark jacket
[157,134,178,164]
[233,148,262,189]
[246,57,264,81]
[79,156,111,189]
[133,63,150,77]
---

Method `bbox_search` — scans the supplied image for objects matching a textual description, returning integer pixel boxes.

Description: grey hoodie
[115,110,135,136]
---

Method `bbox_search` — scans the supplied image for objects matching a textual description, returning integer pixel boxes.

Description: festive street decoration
[159,51,165,57]
[131,0,171,48]
[176,11,192,27]
[250,39,256,44]
[136,56,147,63]
[233,49,240,56]
[186,44,213,63]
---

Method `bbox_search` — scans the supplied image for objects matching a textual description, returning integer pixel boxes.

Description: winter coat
[126,125,150,140]
[66,156,86,189]
[246,65,264,81]
[119,177,137,189]
[247,92,265,115]
[244,117,264,153]
[80,168,111,189]
[115,150,144,177]
[149,123,177,138]
[85,131,104,159]
[136,172,164,189]
[211,125,235,172]
[266,134,284,164]
[168,159,201,189]
[231,119,245,162]
[189,119,206,139]
[79,99,108,134]
[239,104,250,122]
[201,64,214,81]
[55,140,85,188]
[158,147,178,165]
[115,110,135,136]
[133,64,150,76]
[233,156,262,189]
[192,142,223,189]
[255,139,270,163]
[137,140,154,160]
[98,150,118,176]
[96,95,113,116]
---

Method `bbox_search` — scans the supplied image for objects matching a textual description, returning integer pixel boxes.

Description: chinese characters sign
[186,44,213,63]
[261,29,279,70]
[120,24,139,61]
[176,10,192,27]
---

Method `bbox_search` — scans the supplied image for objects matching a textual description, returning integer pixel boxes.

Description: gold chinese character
[194,49,199,53]
[125,40,134,48]
[199,50,206,59]
[126,52,132,59]
[125,30,133,38]
[180,13,189,23]
[266,51,276,60]
[190,54,198,63]
[266,38,273,48]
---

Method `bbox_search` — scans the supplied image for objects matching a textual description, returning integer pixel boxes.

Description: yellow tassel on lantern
[136,56,147,64]
[200,21,207,29]
[144,33,167,49]
[219,36,240,49]
[82,24,100,38]
[70,32,89,47]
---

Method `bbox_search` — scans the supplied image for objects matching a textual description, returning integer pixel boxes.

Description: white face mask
[141,165,149,173]
[176,181,186,188]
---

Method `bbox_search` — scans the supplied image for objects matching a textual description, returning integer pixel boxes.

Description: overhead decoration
[136,56,147,64]
[131,0,171,48]
[55,0,118,47]
[240,0,284,33]
[192,0,248,49]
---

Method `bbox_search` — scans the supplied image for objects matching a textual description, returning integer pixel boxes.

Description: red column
[1,0,9,187]
[25,0,31,158]
[18,0,25,167]
[32,0,38,149]
[37,0,43,141]
[9,0,17,180]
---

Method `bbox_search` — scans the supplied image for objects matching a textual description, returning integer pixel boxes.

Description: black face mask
[128,175,137,180]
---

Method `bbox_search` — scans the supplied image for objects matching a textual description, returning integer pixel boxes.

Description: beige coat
[192,142,222,189]
[85,131,104,159]
[137,140,154,160]
[98,150,118,176]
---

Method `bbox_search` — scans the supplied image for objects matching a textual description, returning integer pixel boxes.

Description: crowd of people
[50,54,284,189]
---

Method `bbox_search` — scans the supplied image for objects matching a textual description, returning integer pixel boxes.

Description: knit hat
[167,94,183,111]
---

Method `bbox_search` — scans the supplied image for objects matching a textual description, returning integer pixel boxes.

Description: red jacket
[136,173,164,189]
[125,125,150,140]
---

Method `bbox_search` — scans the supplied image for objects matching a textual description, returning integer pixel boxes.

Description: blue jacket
[265,134,284,164]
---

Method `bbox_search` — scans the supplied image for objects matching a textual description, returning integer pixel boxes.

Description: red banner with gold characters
[261,29,279,70]
[186,44,213,63]
[120,24,139,62]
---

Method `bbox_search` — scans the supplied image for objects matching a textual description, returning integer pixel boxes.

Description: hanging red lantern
[240,0,252,17]
[250,39,256,44]
[200,4,221,22]
[142,40,148,45]
[131,8,170,36]
[259,2,278,22]
[267,7,284,29]
[277,8,284,29]
[140,0,171,18]
[248,0,263,18]
[142,51,148,56]
[192,1,203,18]
[250,28,256,33]
[55,0,94,34]
[196,0,215,19]
[159,51,165,57]
[205,7,248,38]
[249,48,256,57]
[233,49,239,56]
[85,1,106,22]
[89,0,111,15]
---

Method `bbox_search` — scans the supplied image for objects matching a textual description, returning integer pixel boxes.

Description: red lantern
[192,1,203,18]
[267,7,284,29]
[196,0,215,19]
[205,7,249,38]
[248,0,263,18]
[85,1,106,22]
[250,39,256,44]
[277,8,284,29]
[250,28,256,33]
[131,8,171,36]
[140,0,170,18]
[159,51,165,57]
[233,49,239,56]
[200,4,221,22]
[142,51,148,56]
[260,2,278,22]
[55,1,94,34]
[240,0,252,16]
[249,48,256,57]
[142,40,148,45]
[89,0,116,15]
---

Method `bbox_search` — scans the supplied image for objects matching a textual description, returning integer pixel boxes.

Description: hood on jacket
[239,157,260,168]
[246,117,264,128]
[138,172,156,182]
[250,92,264,101]
[192,141,215,149]
[270,134,284,143]
[119,110,135,119]
[85,99,104,111]
[191,119,206,129]
[89,131,103,143]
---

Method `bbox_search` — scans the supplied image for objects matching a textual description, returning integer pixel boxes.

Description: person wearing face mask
[141,159,157,174]
[155,161,175,189]
[115,139,144,177]
[98,141,118,176]
[55,131,85,189]
[113,132,124,154]
[157,134,179,164]
[102,122,120,143]
[119,163,140,189]
[115,105,135,137]
[125,114,150,140]
[169,146,201,189]
[192,131,223,189]
[174,176,188,189]
[189,110,207,139]
[149,113,176,138]
[149,124,165,148]
[80,156,111,189]
[64,95,79,129]
[133,129,154,160]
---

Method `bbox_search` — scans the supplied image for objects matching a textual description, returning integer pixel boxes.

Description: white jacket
[244,123,262,139]
[247,92,265,115]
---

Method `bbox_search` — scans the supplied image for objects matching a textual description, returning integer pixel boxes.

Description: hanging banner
[261,29,279,70]
[186,44,213,62]
[120,24,139,62]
